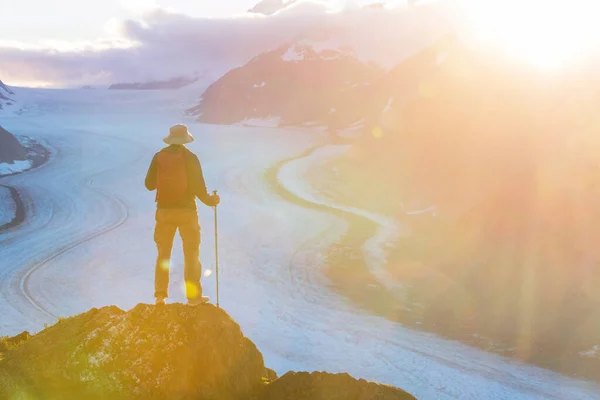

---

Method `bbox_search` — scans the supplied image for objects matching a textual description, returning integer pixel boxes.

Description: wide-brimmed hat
[163,124,194,145]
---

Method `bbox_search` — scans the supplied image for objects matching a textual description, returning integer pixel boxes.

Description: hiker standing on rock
[145,124,220,306]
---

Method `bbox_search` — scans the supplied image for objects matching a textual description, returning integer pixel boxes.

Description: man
[145,124,220,306]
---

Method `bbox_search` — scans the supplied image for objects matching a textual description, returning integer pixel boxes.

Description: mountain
[0,126,26,164]
[0,79,15,109]
[314,37,600,376]
[186,34,455,131]
[109,76,198,90]
[189,0,455,130]
[187,36,384,129]
[0,304,417,400]
[364,34,459,132]
[248,0,298,15]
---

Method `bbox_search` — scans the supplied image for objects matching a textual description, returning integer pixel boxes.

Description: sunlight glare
[460,0,600,68]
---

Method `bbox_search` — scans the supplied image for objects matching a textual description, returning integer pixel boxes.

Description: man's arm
[145,154,158,191]
[189,153,217,206]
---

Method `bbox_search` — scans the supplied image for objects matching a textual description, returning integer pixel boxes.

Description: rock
[0,79,15,110]
[1,304,269,400]
[0,79,14,96]
[0,304,419,400]
[0,331,31,353]
[261,371,417,400]
[0,125,27,163]
[266,367,279,382]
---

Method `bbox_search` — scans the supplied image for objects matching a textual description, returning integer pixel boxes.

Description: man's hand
[211,193,221,207]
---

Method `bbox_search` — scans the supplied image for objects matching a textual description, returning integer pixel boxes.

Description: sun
[459,0,600,68]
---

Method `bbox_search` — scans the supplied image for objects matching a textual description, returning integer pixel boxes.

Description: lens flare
[159,259,170,271]
[372,126,384,139]
[185,281,199,299]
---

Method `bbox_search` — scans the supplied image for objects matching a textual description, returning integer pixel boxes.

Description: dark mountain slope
[0,126,26,163]
[188,39,383,129]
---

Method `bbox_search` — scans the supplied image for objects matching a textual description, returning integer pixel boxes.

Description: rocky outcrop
[261,371,416,400]
[0,125,27,163]
[0,304,417,400]
[0,79,14,96]
[0,79,15,109]
[0,304,268,400]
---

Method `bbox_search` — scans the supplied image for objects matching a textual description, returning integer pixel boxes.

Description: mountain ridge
[187,37,384,129]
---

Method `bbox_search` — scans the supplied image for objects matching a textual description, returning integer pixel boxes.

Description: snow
[239,116,282,127]
[0,88,599,399]
[0,159,32,176]
[296,38,348,60]
[282,46,305,62]
[281,38,349,63]
[276,2,459,70]
[383,97,394,113]
[0,186,16,227]
[253,82,267,88]
[309,38,343,54]
[336,119,365,138]
[406,205,437,216]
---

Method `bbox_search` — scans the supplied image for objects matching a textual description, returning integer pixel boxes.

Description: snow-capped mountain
[187,36,384,129]
[187,32,458,131]
[248,0,298,15]
[0,79,15,110]
[0,126,26,164]
[188,0,456,130]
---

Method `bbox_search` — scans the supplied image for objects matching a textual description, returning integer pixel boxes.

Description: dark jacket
[145,145,214,209]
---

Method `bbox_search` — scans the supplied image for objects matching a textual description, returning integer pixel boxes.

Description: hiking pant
[154,209,202,300]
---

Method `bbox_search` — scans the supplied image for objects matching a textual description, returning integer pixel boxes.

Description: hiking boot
[156,297,166,306]
[187,295,210,306]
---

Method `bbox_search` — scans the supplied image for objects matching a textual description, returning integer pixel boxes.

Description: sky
[2,1,263,44]
[1,0,379,45]
[6,0,600,88]
[1,0,439,87]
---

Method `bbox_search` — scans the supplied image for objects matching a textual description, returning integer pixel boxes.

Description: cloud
[0,0,455,87]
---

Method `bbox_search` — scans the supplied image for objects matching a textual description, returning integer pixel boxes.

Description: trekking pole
[212,190,220,308]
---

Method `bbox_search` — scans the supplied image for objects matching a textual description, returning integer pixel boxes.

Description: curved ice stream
[278,145,402,290]
[0,88,598,400]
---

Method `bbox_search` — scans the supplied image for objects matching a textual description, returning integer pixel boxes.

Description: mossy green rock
[262,371,417,400]
[0,304,267,400]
